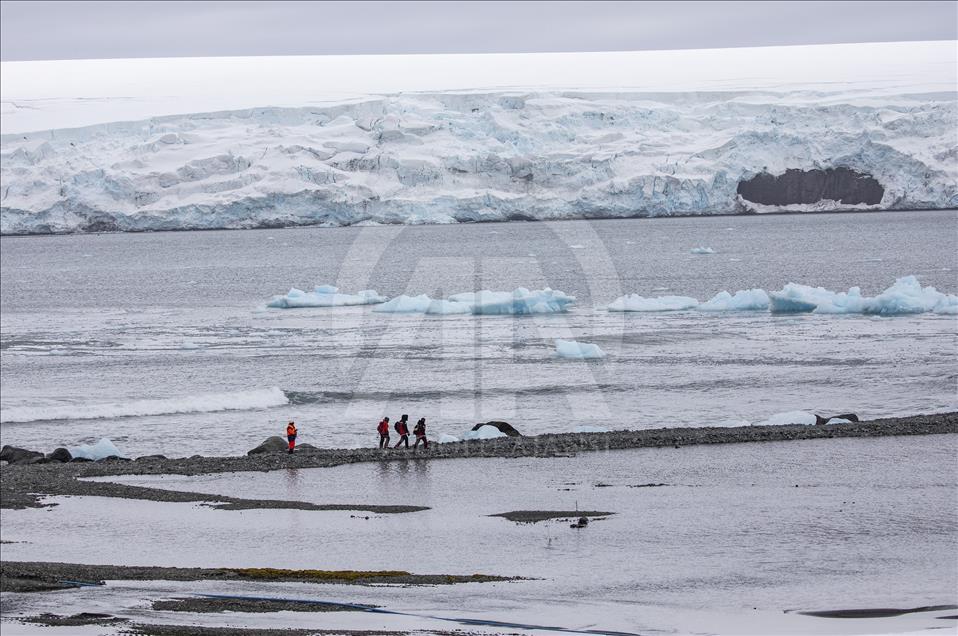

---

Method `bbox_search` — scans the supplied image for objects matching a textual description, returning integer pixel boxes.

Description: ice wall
[2,89,956,234]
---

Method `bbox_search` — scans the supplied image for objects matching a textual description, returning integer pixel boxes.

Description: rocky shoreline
[2,412,955,511]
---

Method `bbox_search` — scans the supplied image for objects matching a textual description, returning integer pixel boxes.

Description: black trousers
[394,434,409,448]
[414,436,429,449]
[379,434,390,448]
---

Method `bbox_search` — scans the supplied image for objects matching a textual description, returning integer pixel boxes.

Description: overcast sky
[1,0,956,61]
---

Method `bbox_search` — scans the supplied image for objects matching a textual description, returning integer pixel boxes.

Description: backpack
[394,421,402,434]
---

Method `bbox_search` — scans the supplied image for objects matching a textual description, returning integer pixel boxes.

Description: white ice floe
[69,437,125,460]
[555,339,606,359]
[435,433,460,443]
[607,294,700,312]
[373,288,575,315]
[462,427,507,440]
[0,387,288,423]
[756,411,818,426]
[608,277,955,316]
[827,418,854,424]
[768,276,957,315]
[574,425,610,433]
[690,247,716,254]
[698,289,770,311]
[267,285,386,308]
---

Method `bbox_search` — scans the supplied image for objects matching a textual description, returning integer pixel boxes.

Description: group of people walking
[281,415,429,454]
[377,414,429,449]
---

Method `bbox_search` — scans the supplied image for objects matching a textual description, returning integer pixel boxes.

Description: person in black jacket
[413,417,429,449]
[393,414,410,448]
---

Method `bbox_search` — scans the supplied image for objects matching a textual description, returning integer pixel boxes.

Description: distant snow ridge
[374,288,575,315]
[2,89,955,234]
[608,277,955,315]
[268,285,386,308]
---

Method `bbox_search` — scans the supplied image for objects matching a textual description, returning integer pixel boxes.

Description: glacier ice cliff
[1,90,955,234]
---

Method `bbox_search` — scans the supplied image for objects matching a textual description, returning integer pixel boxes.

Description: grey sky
[1,1,956,62]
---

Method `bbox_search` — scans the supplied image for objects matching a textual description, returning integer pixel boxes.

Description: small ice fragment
[555,339,606,359]
[690,247,716,254]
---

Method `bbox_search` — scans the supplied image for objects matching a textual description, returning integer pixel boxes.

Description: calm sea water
[1,210,956,456]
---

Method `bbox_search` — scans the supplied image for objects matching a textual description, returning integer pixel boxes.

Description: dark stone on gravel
[248,436,289,455]
[472,420,522,437]
[46,448,72,463]
[136,455,168,461]
[0,446,44,465]
[815,413,860,425]
[490,510,613,523]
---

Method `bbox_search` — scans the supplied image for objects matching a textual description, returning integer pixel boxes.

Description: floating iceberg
[607,294,700,312]
[574,425,610,433]
[555,339,606,359]
[373,288,575,315]
[756,411,818,426]
[267,285,386,308]
[690,247,716,254]
[607,277,955,316]
[436,433,460,444]
[462,427,507,440]
[768,276,957,315]
[698,289,770,311]
[69,437,126,460]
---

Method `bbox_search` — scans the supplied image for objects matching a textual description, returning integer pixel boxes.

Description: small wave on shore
[0,387,288,424]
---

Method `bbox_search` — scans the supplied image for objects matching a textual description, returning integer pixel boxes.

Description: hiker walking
[377,416,390,449]
[286,421,297,454]
[393,414,410,449]
[413,417,429,449]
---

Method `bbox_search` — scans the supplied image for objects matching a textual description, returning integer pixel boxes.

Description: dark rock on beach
[0,446,44,465]
[46,448,73,463]
[815,413,860,425]
[248,436,289,455]
[473,421,522,437]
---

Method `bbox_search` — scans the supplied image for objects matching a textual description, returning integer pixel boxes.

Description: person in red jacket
[377,416,390,449]
[413,417,428,449]
[286,421,297,454]
[393,414,410,448]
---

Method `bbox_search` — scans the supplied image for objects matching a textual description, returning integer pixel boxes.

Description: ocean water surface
[1,210,956,456]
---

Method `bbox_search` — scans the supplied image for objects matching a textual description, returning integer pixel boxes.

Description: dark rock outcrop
[472,421,522,437]
[46,448,73,463]
[134,455,168,462]
[737,168,884,206]
[815,413,860,425]
[0,446,44,465]
[247,436,289,455]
